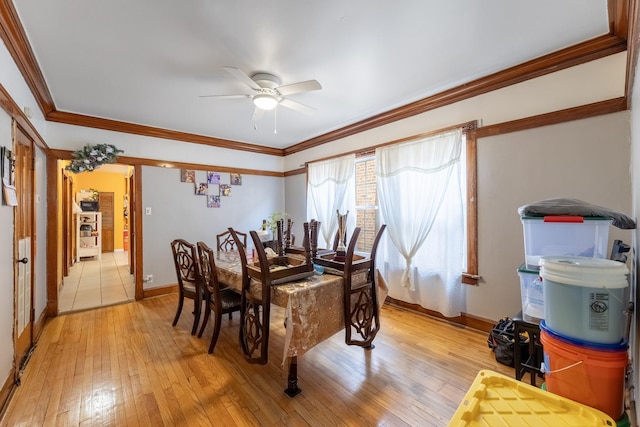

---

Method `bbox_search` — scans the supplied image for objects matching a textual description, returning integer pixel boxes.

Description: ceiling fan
[200,67,322,122]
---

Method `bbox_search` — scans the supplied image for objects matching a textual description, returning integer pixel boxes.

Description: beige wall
[470,111,632,321]
[283,112,633,322]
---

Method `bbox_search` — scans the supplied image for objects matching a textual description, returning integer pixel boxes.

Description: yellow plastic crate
[449,370,616,426]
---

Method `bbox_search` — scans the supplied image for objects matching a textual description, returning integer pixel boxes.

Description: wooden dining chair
[342,224,387,347]
[196,241,242,353]
[170,239,203,335]
[229,227,271,364]
[217,230,247,251]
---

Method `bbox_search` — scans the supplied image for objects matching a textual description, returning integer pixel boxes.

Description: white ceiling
[12,1,610,150]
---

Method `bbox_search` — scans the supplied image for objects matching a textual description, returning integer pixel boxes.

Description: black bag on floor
[487,317,521,367]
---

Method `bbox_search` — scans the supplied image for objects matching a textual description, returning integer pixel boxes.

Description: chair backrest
[342,224,387,347]
[196,241,222,302]
[343,227,362,277]
[332,229,342,251]
[368,224,387,282]
[170,238,199,292]
[229,227,271,364]
[217,230,247,251]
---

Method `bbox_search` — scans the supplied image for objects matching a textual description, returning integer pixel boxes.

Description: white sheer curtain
[306,154,355,248]
[376,129,466,317]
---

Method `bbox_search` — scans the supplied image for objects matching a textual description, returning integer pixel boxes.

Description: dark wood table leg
[284,356,301,397]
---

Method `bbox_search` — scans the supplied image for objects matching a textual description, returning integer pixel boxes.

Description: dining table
[214,249,388,396]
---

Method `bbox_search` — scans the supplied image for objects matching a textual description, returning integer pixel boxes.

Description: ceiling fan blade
[279,98,316,114]
[224,66,261,91]
[199,94,251,99]
[276,80,322,96]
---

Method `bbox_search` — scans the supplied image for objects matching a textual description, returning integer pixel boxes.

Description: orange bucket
[540,321,628,420]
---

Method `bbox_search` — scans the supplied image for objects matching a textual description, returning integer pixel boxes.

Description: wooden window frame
[349,121,479,284]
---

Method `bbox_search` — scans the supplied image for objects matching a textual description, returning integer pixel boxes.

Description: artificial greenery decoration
[87,188,99,201]
[263,212,289,236]
[65,143,124,173]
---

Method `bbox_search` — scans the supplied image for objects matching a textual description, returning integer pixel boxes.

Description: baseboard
[384,297,496,332]
[0,368,16,423]
[33,308,48,342]
[143,284,178,298]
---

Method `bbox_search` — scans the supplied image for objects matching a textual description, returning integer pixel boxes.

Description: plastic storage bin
[540,256,628,344]
[521,216,611,269]
[448,369,616,426]
[540,321,628,421]
[517,264,544,323]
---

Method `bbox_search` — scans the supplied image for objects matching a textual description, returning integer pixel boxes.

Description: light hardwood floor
[1,295,514,426]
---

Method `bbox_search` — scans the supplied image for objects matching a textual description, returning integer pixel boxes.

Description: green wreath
[65,143,124,173]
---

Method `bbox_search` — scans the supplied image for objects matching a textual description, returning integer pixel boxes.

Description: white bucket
[540,256,628,344]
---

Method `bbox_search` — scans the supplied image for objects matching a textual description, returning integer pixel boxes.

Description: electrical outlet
[145,274,153,283]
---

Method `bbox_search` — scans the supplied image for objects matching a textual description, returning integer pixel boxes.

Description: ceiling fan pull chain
[274,107,278,134]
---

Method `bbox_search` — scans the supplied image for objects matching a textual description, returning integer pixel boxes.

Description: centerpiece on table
[312,210,367,273]
[333,210,349,262]
[248,220,315,285]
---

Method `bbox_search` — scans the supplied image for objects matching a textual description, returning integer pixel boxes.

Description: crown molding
[49,149,284,178]
[46,110,284,157]
[1,0,631,157]
[0,0,55,115]
[284,34,627,155]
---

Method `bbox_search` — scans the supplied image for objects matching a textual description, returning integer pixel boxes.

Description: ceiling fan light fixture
[253,93,278,110]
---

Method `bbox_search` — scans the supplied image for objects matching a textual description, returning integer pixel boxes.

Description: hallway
[58,251,135,313]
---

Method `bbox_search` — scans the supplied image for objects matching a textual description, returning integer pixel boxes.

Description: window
[306,122,478,294]
[353,134,470,271]
[375,128,467,316]
[355,157,377,252]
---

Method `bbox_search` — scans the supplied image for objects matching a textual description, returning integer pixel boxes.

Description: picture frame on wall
[195,183,208,195]
[1,147,18,206]
[181,169,195,183]
[207,195,220,208]
[230,173,242,185]
[207,172,220,184]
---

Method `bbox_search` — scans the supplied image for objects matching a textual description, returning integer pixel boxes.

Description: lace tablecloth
[215,250,372,363]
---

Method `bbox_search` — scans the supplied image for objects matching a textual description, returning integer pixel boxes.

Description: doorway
[58,163,136,313]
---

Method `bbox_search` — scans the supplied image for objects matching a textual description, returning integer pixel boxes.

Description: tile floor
[58,251,135,313]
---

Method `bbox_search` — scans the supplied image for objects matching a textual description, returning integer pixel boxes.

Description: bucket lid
[517,263,539,274]
[540,320,629,351]
[518,262,540,274]
[520,215,611,222]
[539,256,629,289]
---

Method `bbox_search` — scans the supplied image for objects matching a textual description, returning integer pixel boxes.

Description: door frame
[46,160,143,315]
[62,173,73,277]
[12,121,35,382]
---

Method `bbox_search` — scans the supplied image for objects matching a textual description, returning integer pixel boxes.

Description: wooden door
[14,124,34,377]
[99,192,114,252]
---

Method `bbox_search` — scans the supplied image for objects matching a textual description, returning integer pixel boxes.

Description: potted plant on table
[260,212,289,251]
